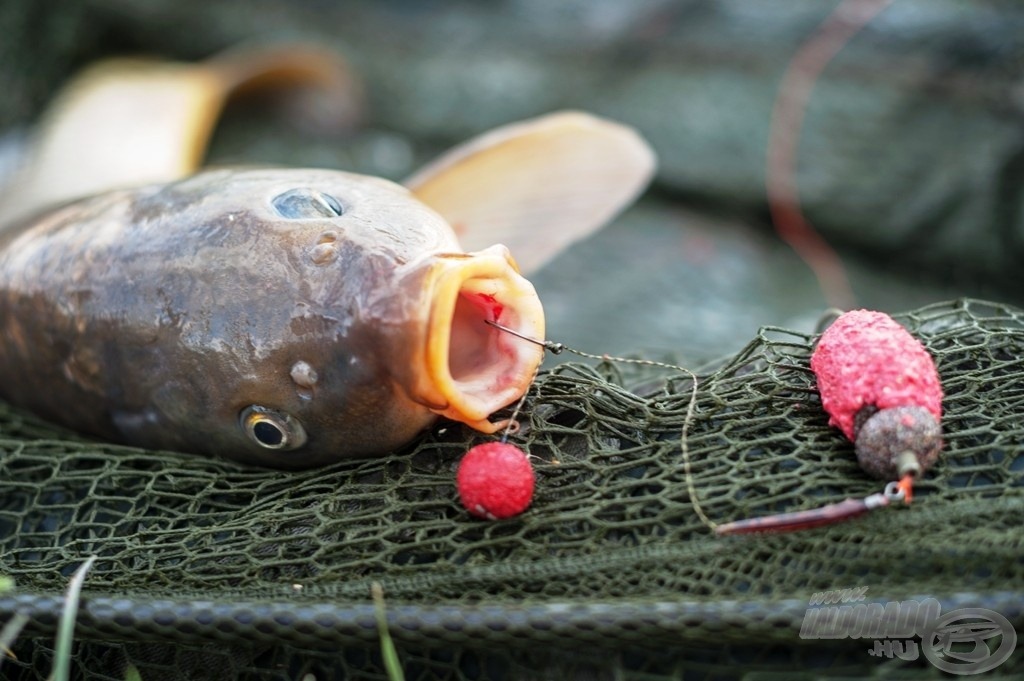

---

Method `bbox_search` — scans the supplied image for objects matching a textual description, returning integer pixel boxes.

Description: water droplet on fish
[290,360,318,400]
[310,243,338,266]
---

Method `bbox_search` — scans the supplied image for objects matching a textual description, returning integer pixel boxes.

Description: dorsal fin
[405,111,656,274]
[0,44,360,230]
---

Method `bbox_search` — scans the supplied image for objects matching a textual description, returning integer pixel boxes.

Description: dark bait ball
[854,405,942,480]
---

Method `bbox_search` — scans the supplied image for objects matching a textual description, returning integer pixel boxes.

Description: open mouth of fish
[418,245,545,432]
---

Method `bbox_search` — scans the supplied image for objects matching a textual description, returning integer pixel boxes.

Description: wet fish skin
[0,167,543,469]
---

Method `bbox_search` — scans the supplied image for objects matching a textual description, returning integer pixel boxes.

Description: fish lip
[418,244,545,432]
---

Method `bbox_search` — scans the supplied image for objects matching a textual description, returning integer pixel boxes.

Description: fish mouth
[418,245,545,432]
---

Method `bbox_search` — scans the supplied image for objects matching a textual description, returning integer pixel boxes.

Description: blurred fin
[405,111,656,274]
[0,45,360,229]
[206,43,363,135]
[0,59,225,229]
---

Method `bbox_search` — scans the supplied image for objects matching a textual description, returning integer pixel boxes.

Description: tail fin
[0,44,361,230]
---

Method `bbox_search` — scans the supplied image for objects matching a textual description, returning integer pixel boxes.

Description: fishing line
[487,315,917,536]
[499,364,539,445]
[485,320,717,531]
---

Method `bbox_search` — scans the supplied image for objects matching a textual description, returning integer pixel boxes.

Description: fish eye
[239,405,308,451]
[271,188,344,219]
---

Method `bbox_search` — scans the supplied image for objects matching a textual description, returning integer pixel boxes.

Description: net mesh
[1,297,1022,679]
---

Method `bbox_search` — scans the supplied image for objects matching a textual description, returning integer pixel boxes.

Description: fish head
[97,168,545,468]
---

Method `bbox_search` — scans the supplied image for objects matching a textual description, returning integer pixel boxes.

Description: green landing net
[0,298,1021,680]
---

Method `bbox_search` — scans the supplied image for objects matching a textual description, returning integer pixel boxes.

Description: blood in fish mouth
[419,246,545,434]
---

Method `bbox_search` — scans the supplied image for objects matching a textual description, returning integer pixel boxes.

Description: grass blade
[0,611,30,670]
[49,555,97,681]
[371,582,404,681]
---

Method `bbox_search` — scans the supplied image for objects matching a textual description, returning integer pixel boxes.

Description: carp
[0,49,654,468]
